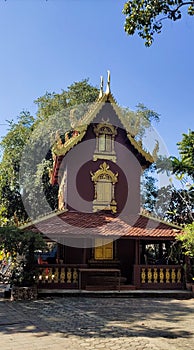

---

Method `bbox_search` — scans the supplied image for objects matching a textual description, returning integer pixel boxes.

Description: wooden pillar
[133,239,141,288]
[82,248,87,264]
[91,246,95,260]
[135,239,139,265]
[63,245,66,264]
[56,244,60,263]
[82,239,87,265]
[133,264,141,288]
[114,239,118,260]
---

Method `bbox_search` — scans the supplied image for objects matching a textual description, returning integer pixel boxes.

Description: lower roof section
[23,211,182,242]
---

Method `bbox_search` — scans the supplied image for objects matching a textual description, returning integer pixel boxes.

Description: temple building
[25,72,184,291]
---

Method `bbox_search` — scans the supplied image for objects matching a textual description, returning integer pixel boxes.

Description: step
[119,284,136,290]
[85,284,136,291]
[87,276,127,285]
[86,285,119,291]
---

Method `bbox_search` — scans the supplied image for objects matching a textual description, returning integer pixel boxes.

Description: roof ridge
[140,213,183,230]
[19,209,68,230]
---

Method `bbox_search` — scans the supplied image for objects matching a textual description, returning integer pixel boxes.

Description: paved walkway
[0,294,193,350]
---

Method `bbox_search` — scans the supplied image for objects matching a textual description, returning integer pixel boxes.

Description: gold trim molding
[91,162,118,183]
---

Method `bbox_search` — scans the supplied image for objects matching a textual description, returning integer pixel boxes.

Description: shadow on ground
[0,297,193,340]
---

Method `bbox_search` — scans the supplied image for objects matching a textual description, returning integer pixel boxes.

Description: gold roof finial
[106,70,111,95]
[99,75,104,98]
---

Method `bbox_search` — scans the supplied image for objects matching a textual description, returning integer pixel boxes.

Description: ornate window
[94,238,113,260]
[90,162,118,213]
[93,123,117,162]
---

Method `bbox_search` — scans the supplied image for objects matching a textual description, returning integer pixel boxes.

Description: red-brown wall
[58,103,143,215]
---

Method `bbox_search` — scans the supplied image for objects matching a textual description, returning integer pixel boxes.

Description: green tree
[171,130,194,179]
[123,103,160,140]
[123,0,194,46]
[0,112,34,224]
[155,185,194,224]
[34,79,99,121]
[154,130,194,224]
[141,164,158,213]
[141,130,194,224]
[156,131,194,181]
[177,223,194,257]
[0,206,8,226]
[176,223,194,282]
[0,226,46,286]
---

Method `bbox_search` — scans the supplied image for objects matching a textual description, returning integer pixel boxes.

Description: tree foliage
[34,79,99,121]
[156,130,194,181]
[177,223,194,257]
[0,226,46,286]
[141,180,194,225]
[157,185,194,224]
[171,130,194,179]
[123,0,194,46]
[141,130,194,225]
[0,226,45,257]
[141,164,158,213]
[0,112,34,224]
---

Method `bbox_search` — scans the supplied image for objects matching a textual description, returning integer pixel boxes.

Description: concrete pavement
[0,294,193,350]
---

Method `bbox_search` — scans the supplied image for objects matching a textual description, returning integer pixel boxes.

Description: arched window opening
[93,123,117,162]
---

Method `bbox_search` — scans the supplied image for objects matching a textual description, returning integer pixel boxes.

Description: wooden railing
[133,264,184,289]
[37,264,87,289]
[37,264,184,290]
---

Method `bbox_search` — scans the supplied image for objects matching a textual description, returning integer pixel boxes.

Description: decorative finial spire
[99,75,104,98]
[106,70,110,95]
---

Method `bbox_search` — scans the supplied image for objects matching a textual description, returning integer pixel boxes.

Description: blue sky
[0,0,193,157]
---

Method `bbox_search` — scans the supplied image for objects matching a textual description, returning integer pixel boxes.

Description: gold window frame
[91,162,118,213]
[93,123,117,162]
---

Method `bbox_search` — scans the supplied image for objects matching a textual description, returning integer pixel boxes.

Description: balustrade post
[133,265,141,288]
[60,267,65,283]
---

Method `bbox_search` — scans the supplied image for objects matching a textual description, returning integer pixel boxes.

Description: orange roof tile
[24,211,182,241]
